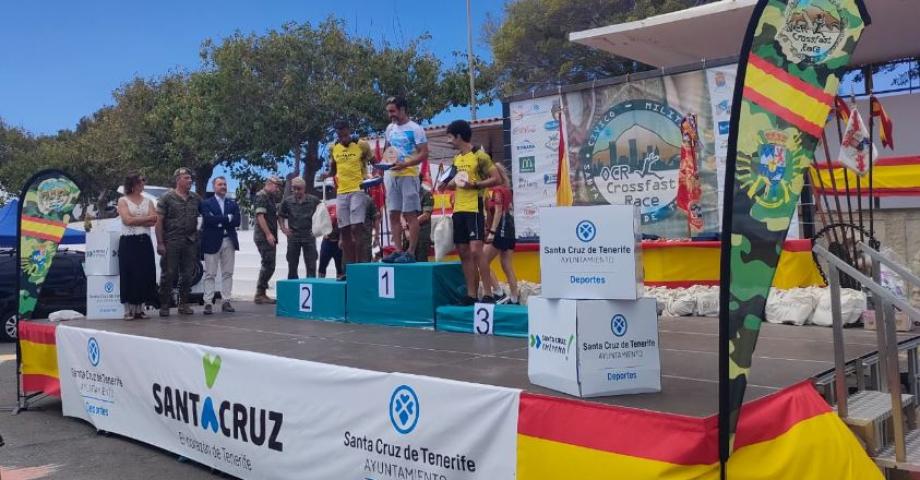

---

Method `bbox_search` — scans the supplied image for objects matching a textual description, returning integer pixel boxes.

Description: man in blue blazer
[200,176,241,314]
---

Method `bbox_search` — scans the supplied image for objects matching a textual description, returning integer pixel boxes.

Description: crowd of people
[115,96,520,319]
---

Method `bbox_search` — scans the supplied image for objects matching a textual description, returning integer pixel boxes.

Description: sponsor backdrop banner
[511,69,730,240]
[57,326,519,480]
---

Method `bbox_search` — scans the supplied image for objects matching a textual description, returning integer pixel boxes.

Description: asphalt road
[0,341,228,480]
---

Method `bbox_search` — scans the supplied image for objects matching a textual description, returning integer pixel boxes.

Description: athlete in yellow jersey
[328,120,374,273]
[445,120,502,305]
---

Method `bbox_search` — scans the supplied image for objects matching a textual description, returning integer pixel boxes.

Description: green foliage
[486,0,712,95]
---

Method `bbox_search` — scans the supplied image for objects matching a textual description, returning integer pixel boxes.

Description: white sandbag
[695,287,720,317]
[518,281,541,306]
[765,288,817,326]
[665,289,697,317]
[432,216,455,261]
[644,286,674,315]
[879,247,909,300]
[809,288,867,327]
[311,201,333,238]
[49,310,85,322]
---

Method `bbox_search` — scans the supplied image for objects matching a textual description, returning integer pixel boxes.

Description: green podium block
[276,278,346,322]
[435,304,529,338]
[346,262,466,328]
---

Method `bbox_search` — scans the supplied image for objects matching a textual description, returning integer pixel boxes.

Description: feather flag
[838,106,877,176]
[834,96,851,124]
[556,98,574,207]
[719,0,870,471]
[677,113,704,234]
[870,95,894,149]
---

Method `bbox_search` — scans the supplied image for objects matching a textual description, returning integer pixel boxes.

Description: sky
[0,0,504,137]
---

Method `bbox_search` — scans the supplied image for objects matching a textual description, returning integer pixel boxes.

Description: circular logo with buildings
[580,100,683,225]
[777,0,845,64]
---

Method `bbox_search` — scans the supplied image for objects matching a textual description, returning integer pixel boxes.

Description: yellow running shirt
[331,141,373,194]
[452,149,495,213]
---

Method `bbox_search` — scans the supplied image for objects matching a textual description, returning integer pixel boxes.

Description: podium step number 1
[378,267,395,299]
[299,284,313,312]
[474,303,494,335]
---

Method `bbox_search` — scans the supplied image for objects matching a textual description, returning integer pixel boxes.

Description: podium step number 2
[299,284,313,312]
[378,266,395,299]
[474,303,494,335]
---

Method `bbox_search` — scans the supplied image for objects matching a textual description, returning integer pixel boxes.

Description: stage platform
[53,302,915,417]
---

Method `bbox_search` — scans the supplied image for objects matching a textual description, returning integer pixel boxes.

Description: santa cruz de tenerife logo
[389,385,420,435]
[580,100,683,225]
[777,0,845,64]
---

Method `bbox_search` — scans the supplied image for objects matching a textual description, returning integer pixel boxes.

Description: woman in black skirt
[116,173,158,319]
[483,163,520,304]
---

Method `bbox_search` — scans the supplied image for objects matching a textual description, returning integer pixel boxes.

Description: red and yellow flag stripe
[21,215,66,243]
[743,54,834,138]
[19,321,60,397]
[517,381,881,479]
[812,156,920,196]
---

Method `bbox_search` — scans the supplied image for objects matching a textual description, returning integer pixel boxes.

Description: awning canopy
[569,0,920,70]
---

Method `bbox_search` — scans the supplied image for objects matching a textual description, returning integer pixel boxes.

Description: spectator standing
[117,173,158,319]
[318,203,343,279]
[200,176,241,314]
[253,176,283,304]
[156,167,202,316]
[279,177,321,279]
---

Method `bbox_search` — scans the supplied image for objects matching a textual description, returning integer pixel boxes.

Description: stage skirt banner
[516,381,880,479]
[56,326,519,480]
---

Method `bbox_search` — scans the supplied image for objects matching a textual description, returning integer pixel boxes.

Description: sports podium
[277,261,529,337]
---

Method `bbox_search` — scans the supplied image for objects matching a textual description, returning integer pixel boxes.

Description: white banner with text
[57,326,520,480]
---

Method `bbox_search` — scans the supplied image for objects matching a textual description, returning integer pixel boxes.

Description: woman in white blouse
[116,173,158,319]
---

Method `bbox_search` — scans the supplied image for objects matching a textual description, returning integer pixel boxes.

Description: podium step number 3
[378,266,395,299]
[299,284,313,312]
[474,303,494,335]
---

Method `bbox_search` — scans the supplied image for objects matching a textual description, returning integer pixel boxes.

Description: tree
[486,0,712,95]
[202,18,495,193]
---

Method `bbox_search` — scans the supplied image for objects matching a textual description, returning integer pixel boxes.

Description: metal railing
[813,242,920,462]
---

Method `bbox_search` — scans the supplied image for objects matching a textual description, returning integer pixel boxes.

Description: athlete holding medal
[381,96,429,263]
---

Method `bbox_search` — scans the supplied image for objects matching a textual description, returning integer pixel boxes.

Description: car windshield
[144,186,168,198]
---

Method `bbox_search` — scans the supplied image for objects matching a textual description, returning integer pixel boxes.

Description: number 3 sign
[473,303,494,335]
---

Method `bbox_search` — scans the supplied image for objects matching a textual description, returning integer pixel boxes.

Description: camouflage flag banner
[718,0,869,469]
[18,170,80,320]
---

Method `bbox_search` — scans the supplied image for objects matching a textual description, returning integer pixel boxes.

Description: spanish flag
[517,381,880,479]
[19,321,60,397]
[870,95,894,149]
[835,96,852,125]
[555,97,573,207]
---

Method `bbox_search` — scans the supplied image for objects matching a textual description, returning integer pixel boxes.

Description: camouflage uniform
[253,189,279,292]
[157,189,201,308]
[280,194,321,279]
[415,188,434,262]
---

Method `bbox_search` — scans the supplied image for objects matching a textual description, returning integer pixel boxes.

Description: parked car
[1,248,87,342]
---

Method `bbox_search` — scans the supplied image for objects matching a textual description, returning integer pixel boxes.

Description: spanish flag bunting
[870,95,894,149]
[19,321,60,397]
[21,215,66,243]
[835,96,851,125]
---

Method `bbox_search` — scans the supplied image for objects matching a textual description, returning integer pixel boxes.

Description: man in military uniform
[279,177,321,279]
[358,190,379,263]
[253,176,283,304]
[156,167,202,316]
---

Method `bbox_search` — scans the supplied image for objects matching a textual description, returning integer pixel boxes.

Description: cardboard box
[87,275,124,319]
[863,309,913,332]
[539,205,643,300]
[85,230,120,276]
[528,296,660,397]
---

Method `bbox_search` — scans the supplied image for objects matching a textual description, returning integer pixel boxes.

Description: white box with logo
[528,296,660,397]
[85,230,120,276]
[540,205,643,300]
[87,275,124,319]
